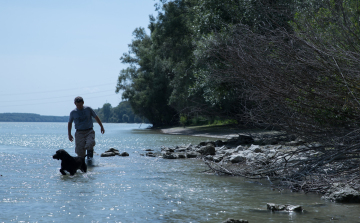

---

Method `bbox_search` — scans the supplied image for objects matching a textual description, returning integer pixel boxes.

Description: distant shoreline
[0,113,69,122]
[0,113,146,123]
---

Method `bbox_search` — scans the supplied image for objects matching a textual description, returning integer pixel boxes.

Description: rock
[204,155,214,161]
[102,149,129,157]
[267,203,303,212]
[185,143,193,150]
[101,152,116,157]
[248,144,262,153]
[120,152,129,156]
[146,152,156,157]
[162,153,177,159]
[186,151,201,158]
[101,148,121,156]
[143,149,154,151]
[286,205,303,212]
[265,149,277,159]
[175,147,187,152]
[199,141,215,147]
[222,218,248,223]
[215,145,228,152]
[227,135,254,147]
[222,148,237,156]
[161,147,175,152]
[107,148,119,153]
[214,140,225,147]
[213,155,224,162]
[322,183,360,203]
[234,145,247,152]
[198,144,216,155]
[230,153,246,163]
[177,153,186,158]
[247,153,267,164]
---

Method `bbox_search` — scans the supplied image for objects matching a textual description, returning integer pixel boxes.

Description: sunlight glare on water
[0,123,359,222]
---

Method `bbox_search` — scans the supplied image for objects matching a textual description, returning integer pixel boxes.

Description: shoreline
[160,125,279,139]
[157,125,360,203]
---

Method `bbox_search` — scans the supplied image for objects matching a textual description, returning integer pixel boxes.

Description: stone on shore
[229,153,246,163]
[162,153,177,159]
[186,151,201,158]
[101,152,116,157]
[161,147,175,153]
[226,135,254,147]
[120,152,129,156]
[146,152,157,157]
[197,144,216,155]
[222,218,249,223]
[267,203,303,212]
[101,148,129,157]
[322,183,360,203]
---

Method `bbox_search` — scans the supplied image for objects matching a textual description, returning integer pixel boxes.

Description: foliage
[115,27,178,127]
[116,0,297,127]
[95,101,146,123]
[179,114,187,126]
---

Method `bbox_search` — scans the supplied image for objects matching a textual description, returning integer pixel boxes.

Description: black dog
[53,149,87,175]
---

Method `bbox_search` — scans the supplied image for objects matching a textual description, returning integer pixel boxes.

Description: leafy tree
[94,101,147,123]
[122,114,129,123]
[116,27,178,127]
[116,0,297,126]
[150,0,196,111]
[102,103,112,123]
[185,0,296,122]
[116,1,196,127]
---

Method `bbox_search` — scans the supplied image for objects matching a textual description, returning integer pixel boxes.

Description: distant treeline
[94,101,147,123]
[0,101,147,123]
[0,113,69,122]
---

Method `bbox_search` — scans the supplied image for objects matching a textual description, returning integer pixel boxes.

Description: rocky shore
[157,126,360,203]
[100,125,360,204]
[98,126,359,222]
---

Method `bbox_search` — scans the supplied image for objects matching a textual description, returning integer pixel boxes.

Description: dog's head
[53,149,71,160]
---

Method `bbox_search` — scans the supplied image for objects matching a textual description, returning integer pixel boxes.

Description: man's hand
[95,116,105,134]
[68,122,73,142]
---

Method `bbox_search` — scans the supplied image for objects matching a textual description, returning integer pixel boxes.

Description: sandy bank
[160,125,278,139]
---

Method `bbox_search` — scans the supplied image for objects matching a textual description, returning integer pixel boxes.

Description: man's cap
[74,96,84,103]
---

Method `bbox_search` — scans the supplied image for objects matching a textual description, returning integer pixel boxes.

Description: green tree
[94,101,147,123]
[116,0,298,126]
[122,114,129,123]
[115,27,178,127]
[101,103,112,123]
[185,0,296,122]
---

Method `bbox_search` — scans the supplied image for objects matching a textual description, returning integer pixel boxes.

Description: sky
[0,0,157,116]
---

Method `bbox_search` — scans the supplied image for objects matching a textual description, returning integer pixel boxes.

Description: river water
[0,122,359,223]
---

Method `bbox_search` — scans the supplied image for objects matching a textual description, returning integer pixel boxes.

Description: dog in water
[53,149,87,175]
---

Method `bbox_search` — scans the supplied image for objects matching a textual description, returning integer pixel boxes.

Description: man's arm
[94,116,105,134]
[68,122,74,142]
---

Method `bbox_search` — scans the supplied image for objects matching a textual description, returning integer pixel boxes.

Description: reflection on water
[0,123,359,222]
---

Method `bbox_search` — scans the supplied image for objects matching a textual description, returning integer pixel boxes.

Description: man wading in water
[68,96,105,165]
